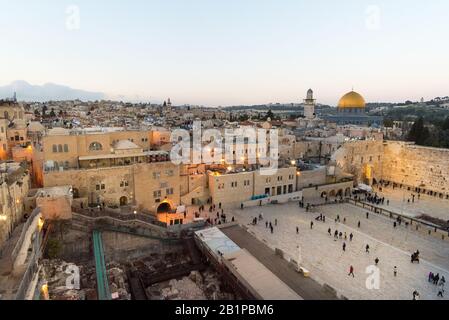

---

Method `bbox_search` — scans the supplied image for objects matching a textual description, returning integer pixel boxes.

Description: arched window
[63,144,69,152]
[89,142,103,151]
[58,144,63,152]
[52,145,57,153]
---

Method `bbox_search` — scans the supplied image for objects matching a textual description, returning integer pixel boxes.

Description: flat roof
[37,185,72,197]
[223,249,302,300]
[195,227,302,300]
[194,227,240,257]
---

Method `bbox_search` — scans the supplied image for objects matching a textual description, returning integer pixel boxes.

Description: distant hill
[0,80,105,102]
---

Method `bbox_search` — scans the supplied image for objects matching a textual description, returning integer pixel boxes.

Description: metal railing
[348,199,449,234]
[72,207,167,228]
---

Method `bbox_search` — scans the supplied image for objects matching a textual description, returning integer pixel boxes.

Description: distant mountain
[0,80,105,102]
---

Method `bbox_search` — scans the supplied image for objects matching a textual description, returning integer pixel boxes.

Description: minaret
[13,92,17,102]
[303,89,316,119]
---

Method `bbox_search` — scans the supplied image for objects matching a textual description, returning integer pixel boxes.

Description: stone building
[40,128,180,216]
[332,139,384,185]
[0,162,30,248]
[208,166,298,207]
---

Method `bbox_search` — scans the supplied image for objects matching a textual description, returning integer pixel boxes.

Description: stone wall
[382,142,449,196]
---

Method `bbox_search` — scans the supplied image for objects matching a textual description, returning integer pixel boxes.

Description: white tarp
[357,183,373,192]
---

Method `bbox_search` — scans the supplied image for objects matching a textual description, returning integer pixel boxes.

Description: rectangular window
[64,144,69,152]
[153,172,161,179]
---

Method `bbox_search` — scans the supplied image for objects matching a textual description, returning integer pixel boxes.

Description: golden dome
[338,91,366,108]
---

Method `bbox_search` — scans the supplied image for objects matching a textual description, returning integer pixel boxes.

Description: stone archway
[345,187,351,197]
[157,202,172,213]
[119,196,128,206]
[336,189,343,198]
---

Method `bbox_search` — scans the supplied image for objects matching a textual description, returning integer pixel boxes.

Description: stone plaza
[230,202,449,300]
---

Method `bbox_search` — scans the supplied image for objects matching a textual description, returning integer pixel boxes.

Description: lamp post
[296,244,302,272]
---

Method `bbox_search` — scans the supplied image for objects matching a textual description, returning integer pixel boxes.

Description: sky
[0,0,449,106]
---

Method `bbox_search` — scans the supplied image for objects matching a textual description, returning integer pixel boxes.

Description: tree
[265,109,274,121]
[407,117,429,145]
[442,116,449,131]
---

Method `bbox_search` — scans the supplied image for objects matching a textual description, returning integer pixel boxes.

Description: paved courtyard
[370,185,449,221]
[229,202,449,300]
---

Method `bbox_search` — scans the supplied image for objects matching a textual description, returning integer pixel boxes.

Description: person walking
[328,227,332,236]
[434,273,440,285]
[394,266,398,277]
[310,221,314,229]
[349,233,353,241]
[412,290,420,300]
[366,244,370,253]
[296,226,299,234]
[437,287,445,298]
[348,265,355,277]
[343,242,346,252]
[375,257,379,266]
[358,221,361,228]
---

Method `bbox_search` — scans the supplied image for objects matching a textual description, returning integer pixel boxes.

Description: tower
[303,89,316,119]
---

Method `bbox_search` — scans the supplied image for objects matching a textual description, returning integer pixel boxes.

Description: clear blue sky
[1,0,448,106]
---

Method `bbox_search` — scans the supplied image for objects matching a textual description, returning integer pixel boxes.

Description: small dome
[338,91,366,108]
